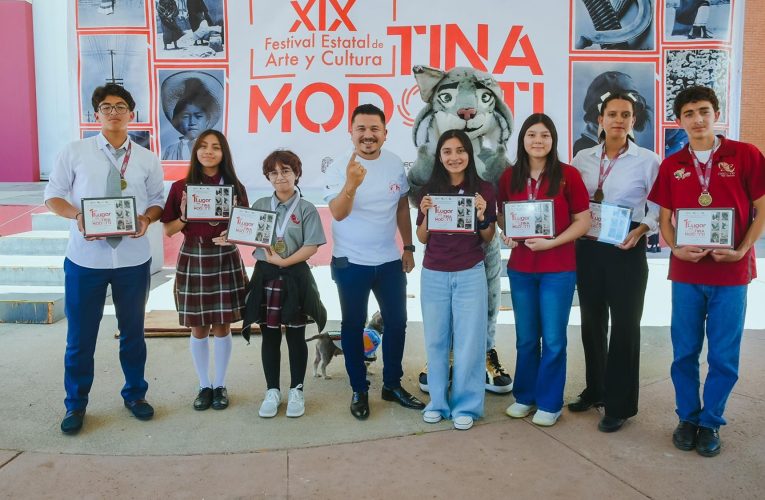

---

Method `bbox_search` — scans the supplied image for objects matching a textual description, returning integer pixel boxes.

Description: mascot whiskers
[408,65,515,394]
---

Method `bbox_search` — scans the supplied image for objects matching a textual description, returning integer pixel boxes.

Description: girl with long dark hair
[161,129,249,412]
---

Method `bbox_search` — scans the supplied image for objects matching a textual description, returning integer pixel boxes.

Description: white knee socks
[189,336,211,388]
[213,333,233,388]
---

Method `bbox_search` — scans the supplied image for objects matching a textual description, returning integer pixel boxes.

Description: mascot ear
[413,65,446,103]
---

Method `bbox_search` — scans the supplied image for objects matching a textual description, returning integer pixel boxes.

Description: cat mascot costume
[408,65,514,393]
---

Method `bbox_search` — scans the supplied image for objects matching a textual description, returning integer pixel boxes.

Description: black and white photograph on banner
[571,61,655,157]
[77,0,147,28]
[82,130,151,150]
[664,0,732,41]
[572,0,655,51]
[664,49,729,121]
[158,69,225,161]
[154,0,226,59]
[79,35,150,124]
[664,128,688,157]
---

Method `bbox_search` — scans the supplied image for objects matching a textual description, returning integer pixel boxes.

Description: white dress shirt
[44,133,165,269]
[572,140,661,233]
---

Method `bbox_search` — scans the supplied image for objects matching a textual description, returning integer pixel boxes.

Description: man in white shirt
[44,84,165,434]
[324,104,424,419]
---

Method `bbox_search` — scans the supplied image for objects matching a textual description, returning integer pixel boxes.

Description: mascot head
[412,65,513,148]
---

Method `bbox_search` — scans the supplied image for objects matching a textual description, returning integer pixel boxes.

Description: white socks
[213,333,233,388]
[189,336,211,388]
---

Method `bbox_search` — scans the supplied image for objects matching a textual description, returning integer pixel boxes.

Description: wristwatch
[403,244,416,252]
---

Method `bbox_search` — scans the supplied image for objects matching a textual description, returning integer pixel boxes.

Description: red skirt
[175,238,248,327]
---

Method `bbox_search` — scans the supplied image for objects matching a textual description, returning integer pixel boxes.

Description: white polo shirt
[572,141,661,233]
[44,134,165,269]
[323,148,409,266]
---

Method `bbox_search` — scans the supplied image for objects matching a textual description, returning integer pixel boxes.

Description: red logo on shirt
[717,162,735,177]
[290,214,300,224]
[674,168,691,180]
[389,182,401,194]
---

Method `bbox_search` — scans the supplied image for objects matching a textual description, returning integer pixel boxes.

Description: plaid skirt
[175,238,248,327]
[262,278,307,329]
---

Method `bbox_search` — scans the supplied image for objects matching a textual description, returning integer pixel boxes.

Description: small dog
[308,311,383,379]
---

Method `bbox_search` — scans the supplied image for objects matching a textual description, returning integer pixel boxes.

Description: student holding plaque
[44,84,165,434]
[496,114,591,427]
[415,130,496,430]
[569,92,661,433]
[648,86,765,457]
[161,130,249,412]
[241,150,327,419]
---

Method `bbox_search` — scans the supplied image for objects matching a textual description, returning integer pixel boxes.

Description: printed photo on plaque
[586,202,633,245]
[426,194,476,233]
[226,206,277,247]
[503,200,555,239]
[81,197,137,237]
[675,208,734,249]
[186,185,233,221]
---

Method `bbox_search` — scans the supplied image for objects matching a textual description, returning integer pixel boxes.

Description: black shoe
[672,421,698,451]
[193,387,213,411]
[418,366,429,393]
[124,399,155,421]
[567,393,603,412]
[60,409,85,435]
[350,391,369,420]
[598,415,626,433]
[212,387,229,410]
[696,427,721,457]
[381,385,425,410]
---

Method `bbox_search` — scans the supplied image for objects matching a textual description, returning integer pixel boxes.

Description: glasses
[267,169,294,180]
[98,104,130,115]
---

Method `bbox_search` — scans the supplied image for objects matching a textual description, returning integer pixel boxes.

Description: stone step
[0,255,65,286]
[0,231,69,255]
[32,212,70,231]
[0,293,65,324]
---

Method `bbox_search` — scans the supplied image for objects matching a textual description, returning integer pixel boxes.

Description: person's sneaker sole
[286,407,305,418]
[453,417,473,430]
[506,403,534,418]
[485,381,514,394]
[423,411,442,424]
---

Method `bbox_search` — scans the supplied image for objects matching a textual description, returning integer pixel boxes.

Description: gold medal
[698,192,713,207]
[593,188,604,203]
[120,178,127,190]
[208,221,220,227]
[272,239,287,253]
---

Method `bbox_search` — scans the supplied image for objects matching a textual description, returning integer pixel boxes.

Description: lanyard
[526,172,544,201]
[597,143,628,191]
[688,137,720,194]
[103,141,132,181]
[270,189,301,239]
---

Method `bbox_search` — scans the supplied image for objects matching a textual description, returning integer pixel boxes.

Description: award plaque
[675,208,735,249]
[186,184,234,221]
[503,200,555,239]
[225,206,277,247]
[426,194,476,233]
[586,202,633,245]
[81,197,138,237]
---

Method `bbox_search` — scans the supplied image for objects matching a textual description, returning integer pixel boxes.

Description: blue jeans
[508,270,576,413]
[331,257,407,393]
[670,282,747,429]
[63,258,151,411]
[421,262,487,420]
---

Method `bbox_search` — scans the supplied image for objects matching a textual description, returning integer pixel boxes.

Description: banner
[70,0,743,193]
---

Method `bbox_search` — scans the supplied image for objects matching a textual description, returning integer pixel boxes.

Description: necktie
[105,146,125,248]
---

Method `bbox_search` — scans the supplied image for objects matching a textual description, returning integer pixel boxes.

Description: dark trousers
[575,235,647,418]
[63,258,151,411]
[331,257,407,393]
[260,325,308,390]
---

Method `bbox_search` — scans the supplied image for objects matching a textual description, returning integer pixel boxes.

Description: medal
[593,188,604,203]
[208,221,219,226]
[272,238,287,253]
[698,192,713,207]
[120,178,127,190]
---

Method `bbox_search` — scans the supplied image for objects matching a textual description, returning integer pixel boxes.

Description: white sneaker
[423,410,443,424]
[532,409,561,427]
[453,415,474,430]
[258,388,281,418]
[506,402,534,418]
[286,385,305,418]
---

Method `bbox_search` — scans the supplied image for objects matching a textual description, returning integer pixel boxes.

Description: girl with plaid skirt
[242,150,327,419]
[161,129,249,411]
